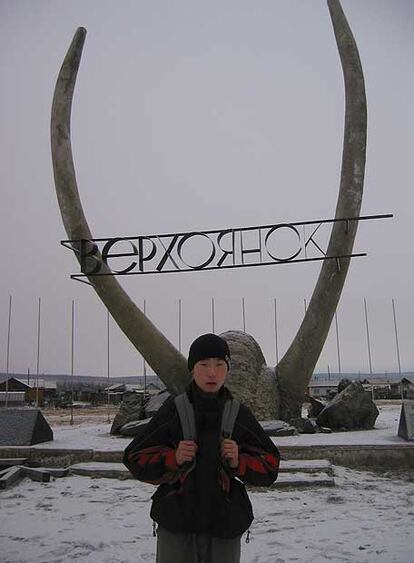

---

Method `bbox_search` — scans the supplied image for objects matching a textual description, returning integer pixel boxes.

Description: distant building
[0,391,25,406]
[104,381,162,404]
[389,377,414,400]
[308,381,338,399]
[308,377,414,401]
[0,377,57,406]
[360,378,414,400]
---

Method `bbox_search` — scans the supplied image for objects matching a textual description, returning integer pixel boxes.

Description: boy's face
[192,357,228,393]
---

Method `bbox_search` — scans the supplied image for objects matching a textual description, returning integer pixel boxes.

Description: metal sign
[61,213,392,281]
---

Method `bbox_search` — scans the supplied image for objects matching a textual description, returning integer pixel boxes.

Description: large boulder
[221,330,278,420]
[337,378,352,393]
[144,389,170,418]
[290,417,318,434]
[259,420,297,436]
[119,418,151,436]
[316,381,379,430]
[307,397,326,418]
[110,392,145,435]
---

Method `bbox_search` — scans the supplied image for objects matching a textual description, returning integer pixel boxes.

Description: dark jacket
[123,383,280,539]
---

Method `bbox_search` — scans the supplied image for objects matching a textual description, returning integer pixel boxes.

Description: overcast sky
[1,0,413,378]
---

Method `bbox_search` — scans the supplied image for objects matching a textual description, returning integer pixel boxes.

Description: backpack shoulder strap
[221,399,240,439]
[174,392,197,441]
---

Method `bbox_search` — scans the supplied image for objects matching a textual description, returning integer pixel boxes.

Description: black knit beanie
[187,333,231,372]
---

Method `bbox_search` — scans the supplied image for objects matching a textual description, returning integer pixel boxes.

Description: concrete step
[273,471,335,488]
[0,465,69,489]
[0,466,24,489]
[30,467,69,479]
[279,459,333,475]
[69,460,335,488]
[23,466,69,480]
[70,462,129,479]
[0,458,29,469]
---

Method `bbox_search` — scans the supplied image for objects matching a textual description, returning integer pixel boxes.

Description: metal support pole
[242,298,246,332]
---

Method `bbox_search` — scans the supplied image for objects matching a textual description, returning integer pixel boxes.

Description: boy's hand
[175,440,198,466]
[221,438,239,468]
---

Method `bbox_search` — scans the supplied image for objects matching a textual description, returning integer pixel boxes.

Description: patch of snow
[0,467,413,562]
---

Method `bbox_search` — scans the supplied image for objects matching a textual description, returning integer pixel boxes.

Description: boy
[124,333,280,563]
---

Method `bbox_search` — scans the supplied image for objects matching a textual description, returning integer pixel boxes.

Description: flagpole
[36,297,41,407]
[107,309,111,424]
[143,300,147,394]
[363,298,373,375]
[391,299,402,376]
[335,310,341,375]
[70,300,75,425]
[5,295,12,408]
[273,298,279,365]
[391,299,403,401]
[178,299,182,353]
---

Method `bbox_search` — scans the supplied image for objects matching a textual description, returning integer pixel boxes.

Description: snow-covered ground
[30,400,407,451]
[0,466,413,562]
[1,402,413,562]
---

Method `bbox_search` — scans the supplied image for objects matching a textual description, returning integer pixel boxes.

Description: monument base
[0,408,53,446]
[397,400,414,441]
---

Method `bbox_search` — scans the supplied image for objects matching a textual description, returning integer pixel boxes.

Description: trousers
[156,526,241,563]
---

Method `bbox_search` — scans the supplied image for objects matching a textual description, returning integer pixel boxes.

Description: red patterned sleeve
[230,406,280,487]
[126,444,181,485]
[235,444,280,486]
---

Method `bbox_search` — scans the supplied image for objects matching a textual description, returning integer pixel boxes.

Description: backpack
[174,392,240,441]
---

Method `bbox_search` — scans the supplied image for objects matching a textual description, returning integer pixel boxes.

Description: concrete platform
[0,442,413,469]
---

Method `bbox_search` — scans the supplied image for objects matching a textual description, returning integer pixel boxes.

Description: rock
[337,378,352,394]
[290,417,318,434]
[115,390,170,435]
[119,418,151,437]
[144,389,170,418]
[259,420,297,436]
[110,392,145,435]
[316,381,379,430]
[326,390,337,401]
[302,418,318,434]
[221,331,278,420]
[307,397,326,418]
